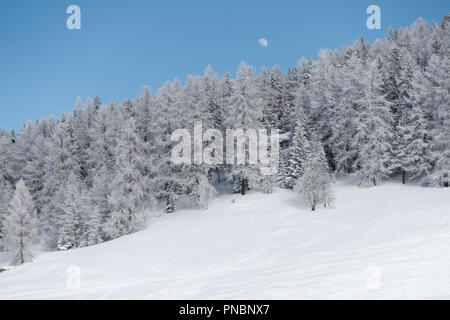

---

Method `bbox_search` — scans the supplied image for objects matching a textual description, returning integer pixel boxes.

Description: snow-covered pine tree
[381,47,403,119]
[89,105,118,239]
[10,119,56,242]
[202,66,226,183]
[284,66,301,133]
[284,108,311,189]
[0,130,14,251]
[297,139,334,211]
[153,80,187,212]
[332,52,366,175]
[277,150,288,187]
[201,66,224,129]
[426,54,450,187]
[57,173,100,250]
[263,66,289,132]
[0,177,12,251]
[354,59,394,187]
[0,129,15,186]
[355,37,371,66]
[4,180,40,265]
[441,14,450,52]
[27,119,56,223]
[71,97,93,182]
[396,64,433,184]
[386,50,428,183]
[39,114,85,248]
[405,18,435,69]
[214,73,234,184]
[261,68,279,131]
[225,62,263,195]
[258,128,279,194]
[314,139,335,208]
[260,150,277,194]
[308,49,344,173]
[135,86,155,145]
[292,81,311,133]
[8,121,37,188]
[380,47,415,180]
[258,67,273,128]
[221,72,234,123]
[258,68,280,193]
[86,96,101,130]
[181,71,219,204]
[105,115,155,239]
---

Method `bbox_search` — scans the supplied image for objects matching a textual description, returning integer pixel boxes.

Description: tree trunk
[19,237,24,265]
[311,204,315,211]
[165,196,175,213]
[241,179,246,195]
[402,170,406,185]
[216,168,221,183]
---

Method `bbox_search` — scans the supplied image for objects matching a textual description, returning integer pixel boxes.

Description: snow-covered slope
[0,181,449,299]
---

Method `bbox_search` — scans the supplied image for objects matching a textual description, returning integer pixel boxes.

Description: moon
[259,38,269,47]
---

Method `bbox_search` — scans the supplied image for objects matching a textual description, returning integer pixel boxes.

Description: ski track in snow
[0,181,449,299]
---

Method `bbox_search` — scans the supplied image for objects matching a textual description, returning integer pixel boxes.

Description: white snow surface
[0,181,449,299]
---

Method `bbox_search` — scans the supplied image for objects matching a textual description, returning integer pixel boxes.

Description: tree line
[0,16,448,263]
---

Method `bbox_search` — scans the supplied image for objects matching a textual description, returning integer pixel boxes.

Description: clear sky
[0,0,449,132]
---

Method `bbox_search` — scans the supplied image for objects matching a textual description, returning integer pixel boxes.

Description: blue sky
[0,0,449,132]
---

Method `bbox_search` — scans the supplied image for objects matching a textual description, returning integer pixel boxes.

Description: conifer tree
[426,55,450,187]
[57,173,100,250]
[4,180,40,265]
[225,62,263,195]
[354,60,394,187]
[105,116,155,239]
[297,140,334,211]
[396,66,433,183]
[285,109,311,189]
[0,177,12,251]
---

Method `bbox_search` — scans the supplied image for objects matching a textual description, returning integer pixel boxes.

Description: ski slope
[0,181,449,299]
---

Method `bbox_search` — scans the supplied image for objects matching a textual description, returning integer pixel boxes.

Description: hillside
[0,181,449,299]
